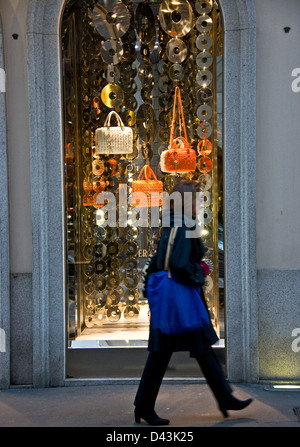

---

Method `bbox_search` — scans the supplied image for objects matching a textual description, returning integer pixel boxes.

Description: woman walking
[134,180,252,425]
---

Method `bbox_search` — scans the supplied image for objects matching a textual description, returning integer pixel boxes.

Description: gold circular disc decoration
[196,15,213,33]
[136,103,157,142]
[198,156,212,173]
[95,291,106,308]
[195,0,213,15]
[95,242,107,258]
[124,94,138,111]
[141,143,153,159]
[121,110,136,127]
[85,315,97,328]
[124,240,139,256]
[197,104,212,121]
[158,59,168,74]
[158,76,169,93]
[159,93,172,109]
[124,273,139,289]
[107,306,121,322]
[196,69,212,87]
[197,87,212,104]
[124,256,139,269]
[135,1,156,44]
[124,289,140,305]
[104,64,120,83]
[92,159,105,176]
[101,83,124,108]
[95,259,106,275]
[203,207,213,224]
[138,61,154,86]
[107,289,122,306]
[107,241,120,256]
[158,0,193,38]
[92,1,130,40]
[159,110,171,127]
[197,121,212,138]
[95,275,107,291]
[100,39,123,65]
[169,63,185,81]
[196,51,213,69]
[166,37,188,63]
[196,34,212,51]
[124,305,139,320]
[199,173,212,190]
[159,127,170,143]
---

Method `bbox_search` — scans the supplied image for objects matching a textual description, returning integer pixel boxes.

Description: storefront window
[61,0,223,348]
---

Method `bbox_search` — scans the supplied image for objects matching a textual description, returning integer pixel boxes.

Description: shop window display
[61,0,223,346]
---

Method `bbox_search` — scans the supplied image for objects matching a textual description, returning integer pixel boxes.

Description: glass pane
[61,0,224,348]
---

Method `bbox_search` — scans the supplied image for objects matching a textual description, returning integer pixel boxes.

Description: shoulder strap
[164,227,178,278]
[170,87,188,146]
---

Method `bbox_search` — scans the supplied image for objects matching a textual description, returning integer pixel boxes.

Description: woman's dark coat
[144,214,218,356]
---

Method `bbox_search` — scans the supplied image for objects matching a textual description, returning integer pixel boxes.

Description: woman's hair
[168,180,201,215]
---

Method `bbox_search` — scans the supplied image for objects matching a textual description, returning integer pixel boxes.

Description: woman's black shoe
[219,397,253,418]
[134,407,170,425]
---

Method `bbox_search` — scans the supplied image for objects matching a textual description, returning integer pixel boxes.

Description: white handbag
[95,111,133,155]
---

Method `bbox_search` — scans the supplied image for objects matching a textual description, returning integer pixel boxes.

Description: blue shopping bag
[146,270,211,335]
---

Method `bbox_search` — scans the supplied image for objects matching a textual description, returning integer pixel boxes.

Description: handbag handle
[104,111,125,129]
[137,164,158,181]
[164,227,178,278]
[200,121,207,139]
[172,136,190,149]
[169,86,189,148]
[197,122,212,154]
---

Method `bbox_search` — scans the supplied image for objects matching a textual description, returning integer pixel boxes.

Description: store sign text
[291,68,300,92]
[0,328,5,352]
[291,328,300,353]
[0,69,5,93]
[95,185,204,239]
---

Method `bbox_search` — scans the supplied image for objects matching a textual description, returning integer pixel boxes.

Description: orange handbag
[131,165,163,207]
[197,137,212,156]
[160,86,196,174]
[197,122,212,156]
[197,122,212,173]
[83,193,95,207]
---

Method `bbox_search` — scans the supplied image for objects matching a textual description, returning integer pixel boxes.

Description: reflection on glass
[61,0,223,346]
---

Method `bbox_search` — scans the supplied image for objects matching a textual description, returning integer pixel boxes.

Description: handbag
[160,86,196,174]
[200,261,211,277]
[197,127,212,156]
[131,165,163,207]
[95,111,133,155]
[146,227,210,334]
[197,122,212,173]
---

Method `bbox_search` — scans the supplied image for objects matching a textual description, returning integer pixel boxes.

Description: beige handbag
[95,111,133,155]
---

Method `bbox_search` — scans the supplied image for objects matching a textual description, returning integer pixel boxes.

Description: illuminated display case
[61,0,223,349]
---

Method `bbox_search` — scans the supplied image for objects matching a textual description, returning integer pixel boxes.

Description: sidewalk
[0,381,299,427]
